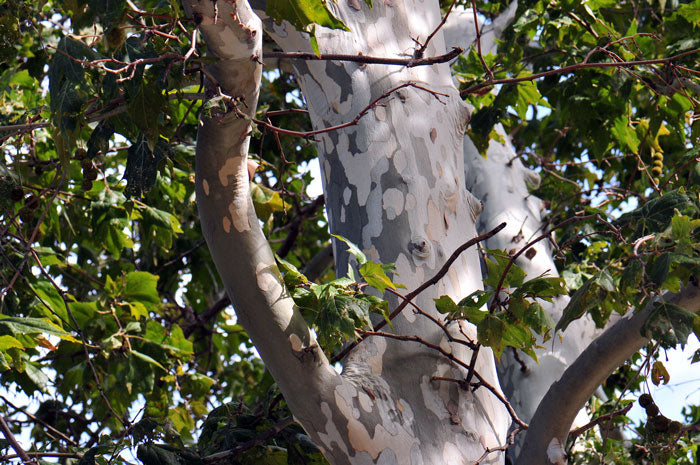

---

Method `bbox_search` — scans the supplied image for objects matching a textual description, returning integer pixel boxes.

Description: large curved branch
[518,280,700,465]
[183,0,343,440]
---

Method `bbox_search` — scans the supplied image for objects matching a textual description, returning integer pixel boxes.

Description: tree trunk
[191,0,512,463]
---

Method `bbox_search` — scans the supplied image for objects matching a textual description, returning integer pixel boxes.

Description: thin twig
[471,0,494,82]
[265,47,463,68]
[416,0,459,58]
[461,48,700,95]
[203,417,295,463]
[0,414,37,465]
[568,403,633,440]
[1,395,79,447]
[331,222,507,363]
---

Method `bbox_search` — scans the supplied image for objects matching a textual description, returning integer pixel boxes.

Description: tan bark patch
[426,198,444,241]
[228,197,251,232]
[202,179,210,196]
[375,105,386,121]
[334,389,418,463]
[289,333,303,352]
[218,157,239,187]
[222,216,231,233]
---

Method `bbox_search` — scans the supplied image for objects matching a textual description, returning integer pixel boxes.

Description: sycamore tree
[1,0,700,464]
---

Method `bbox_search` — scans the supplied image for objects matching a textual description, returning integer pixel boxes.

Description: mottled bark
[254,1,512,463]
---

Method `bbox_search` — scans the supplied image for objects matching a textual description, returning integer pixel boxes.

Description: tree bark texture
[191,0,513,463]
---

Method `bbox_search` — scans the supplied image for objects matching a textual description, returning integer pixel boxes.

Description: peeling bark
[256,1,511,463]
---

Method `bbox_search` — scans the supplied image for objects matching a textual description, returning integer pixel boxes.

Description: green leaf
[0,335,23,351]
[611,117,640,154]
[435,295,458,314]
[124,271,160,309]
[132,350,167,371]
[484,250,526,289]
[477,314,505,350]
[266,0,350,33]
[359,261,404,293]
[617,190,691,237]
[277,256,309,288]
[0,316,78,343]
[671,214,691,241]
[513,276,568,302]
[332,234,367,265]
[250,183,289,220]
[124,135,169,198]
[556,269,615,332]
[642,301,697,349]
[648,252,671,287]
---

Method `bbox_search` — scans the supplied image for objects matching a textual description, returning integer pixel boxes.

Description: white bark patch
[441,441,463,465]
[382,188,404,220]
[228,197,251,232]
[393,150,407,174]
[420,375,448,420]
[317,402,349,456]
[334,389,418,463]
[337,132,373,207]
[343,187,352,204]
[335,384,361,419]
[222,217,231,233]
[547,438,568,465]
[255,262,279,293]
[404,193,416,211]
[439,336,452,355]
[202,179,210,196]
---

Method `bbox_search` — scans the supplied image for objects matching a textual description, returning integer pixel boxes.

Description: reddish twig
[568,403,633,440]
[331,222,506,363]
[461,48,700,95]
[264,47,463,68]
[471,0,494,82]
[415,0,459,58]
[357,329,528,428]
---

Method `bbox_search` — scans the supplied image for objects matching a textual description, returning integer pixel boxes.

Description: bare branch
[265,47,463,67]
[461,48,700,96]
[0,414,37,465]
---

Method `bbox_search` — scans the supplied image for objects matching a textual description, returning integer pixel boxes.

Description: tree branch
[461,48,700,95]
[0,414,36,465]
[184,0,345,448]
[518,280,700,465]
